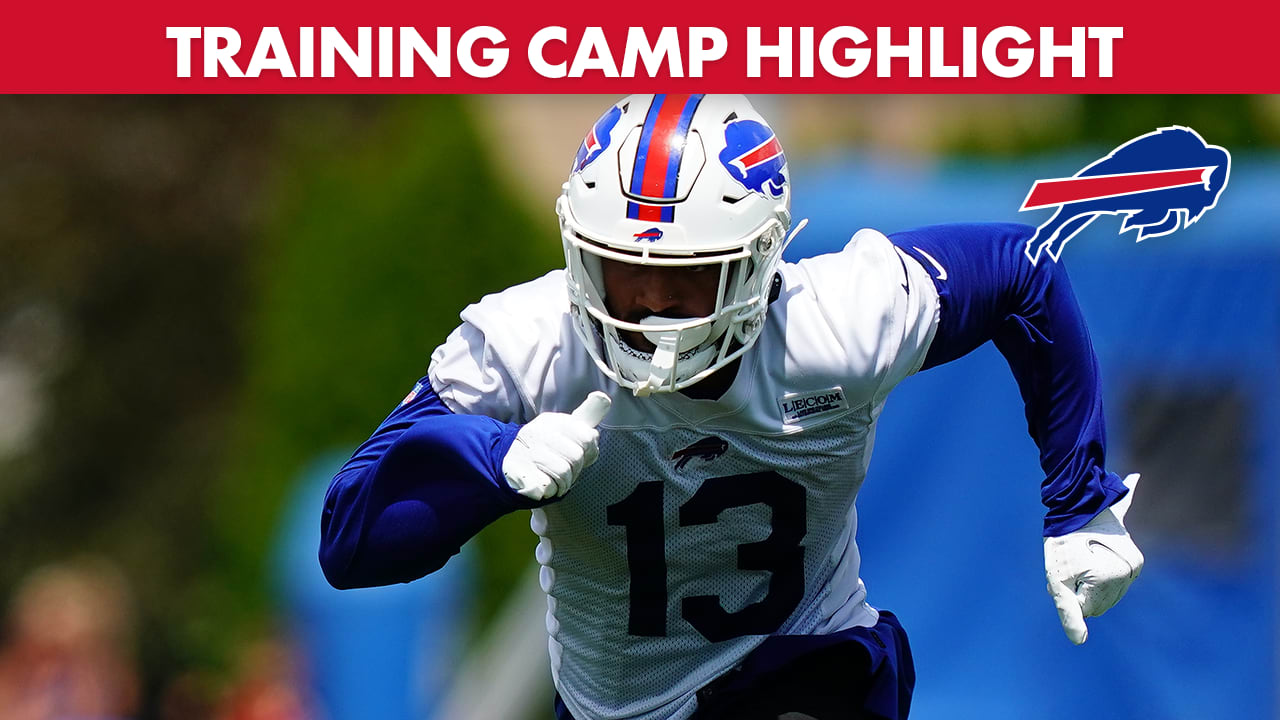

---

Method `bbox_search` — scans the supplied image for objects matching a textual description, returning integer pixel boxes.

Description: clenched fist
[1044,473,1144,645]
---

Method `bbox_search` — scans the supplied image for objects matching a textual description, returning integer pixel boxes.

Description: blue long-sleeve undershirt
[319,383,540,589]
[890,223,1128,536]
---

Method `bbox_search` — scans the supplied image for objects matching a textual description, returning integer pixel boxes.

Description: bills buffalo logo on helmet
[572,104,623,174]
[719,119,787,200]
[633,227,663,242]
[1020,126,1231,265]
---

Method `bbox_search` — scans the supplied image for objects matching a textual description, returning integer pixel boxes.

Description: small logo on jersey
[913,246,947,280]
[672,436,729,470]
[400,381,423,407]
[719,119,787,199]
[634,227,663,242]
[1020,126,1230,265]
[572,104,623,174]
[778,387,848,424]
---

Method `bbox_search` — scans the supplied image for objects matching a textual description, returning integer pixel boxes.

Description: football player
[319,94,1143,720]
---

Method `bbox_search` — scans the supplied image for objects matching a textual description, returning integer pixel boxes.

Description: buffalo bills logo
[633,227,663,242]
[1021,126,1230,265]
[572,105,623,174]
[719,120,787,199]
[671,436,728,471]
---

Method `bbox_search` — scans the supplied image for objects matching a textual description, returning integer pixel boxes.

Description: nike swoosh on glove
[1044,472,1144,645]
[503,391,612,501]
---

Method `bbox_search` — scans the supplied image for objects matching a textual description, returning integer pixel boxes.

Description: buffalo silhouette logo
[719,119,787,200]
[571,104,623,175]
[671,436,729,471]
[1020,126,1230,265]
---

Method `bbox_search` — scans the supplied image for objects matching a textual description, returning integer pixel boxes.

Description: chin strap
[764,217,806,305]
[635,333,678,397]
[782,217,808,255]
[634,319,708,397]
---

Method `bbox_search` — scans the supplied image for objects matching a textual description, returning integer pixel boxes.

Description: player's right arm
[320,375,608,590]
[318,378,531,589]
[319,289,610,590]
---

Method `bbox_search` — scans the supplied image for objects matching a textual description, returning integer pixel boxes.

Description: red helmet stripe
[639,94,691,200]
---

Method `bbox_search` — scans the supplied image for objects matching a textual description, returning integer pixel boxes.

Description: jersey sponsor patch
[777,387,848,424]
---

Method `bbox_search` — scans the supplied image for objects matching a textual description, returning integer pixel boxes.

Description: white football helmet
[557,94,806,396]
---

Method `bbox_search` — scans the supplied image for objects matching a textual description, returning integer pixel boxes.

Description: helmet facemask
[560,196,794,396]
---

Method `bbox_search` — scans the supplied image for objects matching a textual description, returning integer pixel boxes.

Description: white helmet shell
[557,94,801,395]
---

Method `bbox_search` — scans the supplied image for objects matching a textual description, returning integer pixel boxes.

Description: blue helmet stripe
[630,94,667,198]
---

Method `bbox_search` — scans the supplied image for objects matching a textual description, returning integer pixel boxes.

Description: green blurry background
[0,95,1275,719]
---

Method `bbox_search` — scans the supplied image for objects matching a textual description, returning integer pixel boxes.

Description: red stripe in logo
[1021,167,1214,210]
[732,136,782,172]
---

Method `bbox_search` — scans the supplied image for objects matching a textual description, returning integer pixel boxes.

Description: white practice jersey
[428,229,940,720]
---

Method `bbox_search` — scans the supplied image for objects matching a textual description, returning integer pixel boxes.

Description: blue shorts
[555,610,915,720]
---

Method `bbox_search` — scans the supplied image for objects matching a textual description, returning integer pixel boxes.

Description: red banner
[2,0,1276,93]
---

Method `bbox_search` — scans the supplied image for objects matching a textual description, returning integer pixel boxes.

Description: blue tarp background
[788,153,1279,720]
[274,454,474,720]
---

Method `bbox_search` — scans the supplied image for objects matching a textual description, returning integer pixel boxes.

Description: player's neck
[678,358,741,401]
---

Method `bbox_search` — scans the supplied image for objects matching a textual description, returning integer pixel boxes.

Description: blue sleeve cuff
[1044,469,1131,536]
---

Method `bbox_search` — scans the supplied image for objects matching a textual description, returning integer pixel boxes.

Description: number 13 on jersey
[606,471,807,642]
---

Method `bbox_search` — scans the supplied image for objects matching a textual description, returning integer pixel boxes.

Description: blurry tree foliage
[0,95,561,716]
[0,96,276,710]
[1079,95,1272,152]
[216,94,563,662]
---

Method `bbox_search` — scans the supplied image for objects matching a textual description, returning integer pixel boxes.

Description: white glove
[502,391,612,501]
[1044,473,1144,645]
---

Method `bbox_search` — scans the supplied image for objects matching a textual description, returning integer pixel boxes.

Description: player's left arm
[890,222,1143,645]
